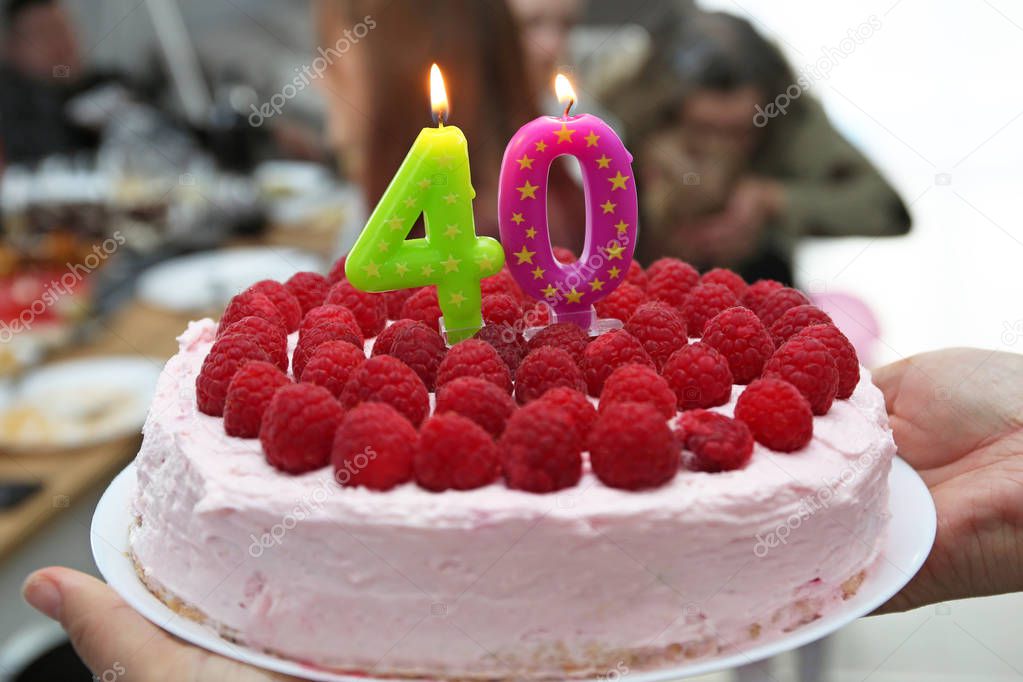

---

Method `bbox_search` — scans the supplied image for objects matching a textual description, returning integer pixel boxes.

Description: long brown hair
[317,0,584,250]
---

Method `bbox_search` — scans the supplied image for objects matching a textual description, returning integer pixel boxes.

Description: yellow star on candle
[377,241,389,253]
[542,284,559,299]
[511,212,525,225]
[531,265,546,280]
[608,171,630,191]
[600,199,617,214]
[596,154,611,169]
[525,226,537,239]
[362,262,381,278]
[554,123,576,144]
[584,131,600,147]
[394,262,409,277]
[514,245,536,265]
[421,264,435,277]
[535,140,548,152]
[444,193,458,205]
[444,224,460,238]
[517,154,534,170]
[436,153,454,169]
[417,178,432,190]
[589,278,605,292]
[441,255,461,273]
[476,254,496,271]
[614,219,629,235]
[605,242,625,260]
[387,216,404,231]
[403,196,417,208]
[565,287,583,304]
[608,266,622,279]
[449,291,467,307]
[517,180,539,200]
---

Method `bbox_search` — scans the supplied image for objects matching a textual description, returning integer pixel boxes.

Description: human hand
[22,567,304,681]
[675,177,782,266]
[873,348,1023,612]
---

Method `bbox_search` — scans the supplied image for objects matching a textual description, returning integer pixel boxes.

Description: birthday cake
[128,257,894,680]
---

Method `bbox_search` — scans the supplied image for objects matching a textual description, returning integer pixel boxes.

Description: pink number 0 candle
[498,74,638,329]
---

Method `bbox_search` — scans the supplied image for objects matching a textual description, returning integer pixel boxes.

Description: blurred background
[0,0,1020,680]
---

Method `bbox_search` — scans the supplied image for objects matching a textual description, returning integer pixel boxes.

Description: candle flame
[430,63,449,125]
[554,73,576,117]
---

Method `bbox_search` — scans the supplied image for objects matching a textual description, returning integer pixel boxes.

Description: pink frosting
[130,319,894,679]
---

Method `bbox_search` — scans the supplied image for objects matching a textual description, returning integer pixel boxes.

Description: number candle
[498,74,638,329]
[346,64,505,342]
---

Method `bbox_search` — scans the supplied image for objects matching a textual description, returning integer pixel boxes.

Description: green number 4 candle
[345,65,504,343]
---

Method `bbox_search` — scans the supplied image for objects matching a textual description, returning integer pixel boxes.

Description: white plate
[92,457,935,681]
[136,247,323,312]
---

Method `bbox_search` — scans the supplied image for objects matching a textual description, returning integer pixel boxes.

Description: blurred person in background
[506,0,583,95]
[608,11,911,283]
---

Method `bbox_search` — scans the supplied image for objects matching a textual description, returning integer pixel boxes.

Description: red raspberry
[400,287,443,331]
[762,336,839,415]
[797,324,860,399]
[325,280,387,338]
[675,409,754,472]
[734,378,813,452]
[300,304,362,337]
[661,342,734,410]
[681,283,739,337]
[769,304,833,348]
[436,339,512,393]
[383,288,418,320]
[284,271,330,315]
[473,324,527,377]
[481,270,524,302]
[293,320,363,378]
[331,402,416,491]
[594,282,647,322]
[217,290,286,338]
[700,268,747,298]
[742,279,784,312]
[588,401,679,490]
[482,294,523,328]
[625,302,688,369]
[499,401,582,493]
[625,260,648,290]
[552,246,578,264]
[341,355,430,426]
[526,322,590,364]
[535,387,597,450]
[372,319,418,357]
[260,383,344,473]
[223,361,290,438]
[701,307,774,384]
[220,315,288,371]
[646,259,700,309]
[599,363,677,419]
[326,255,346,285]
[247,279,302,333]
[756,287,810,329]
[300,340,366,398]
[515,346,586,405]
[415,413,501,491]
[389,321,447,391]
[436,376,516,437]
[580,329,653,396]
[522,301,551,326]
[196,334,270,416]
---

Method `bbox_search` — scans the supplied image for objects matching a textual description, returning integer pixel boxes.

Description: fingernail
[22,573,62,621]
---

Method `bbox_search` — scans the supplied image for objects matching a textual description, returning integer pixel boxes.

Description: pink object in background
[810,292,880,367]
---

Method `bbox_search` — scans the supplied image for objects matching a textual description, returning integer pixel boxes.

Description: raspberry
[383,288,418,320]
[661,342,734,410]
[625,260,648,290]
[300,340,366,398]
[482,294,523,328]
[625,302,688,369]
[515,346,586,405]
[535,387,596,450]
[675,410,753,472]
[681,283,739,337]
[474,324,527,377]
[247,279,303,333]
[300,304,361,336]
[647,259,700,309]
[389,321,447,391]
[293,319,363,378]
[552,246,578,264]
[436,339,512,393]
[400,287,443,331]
[588,401,679,490]
[742,279,784,312]
[220,315,288,371]
[481,270,524,302]
[769,304,833,348]
[580,329,653,396]
[599,363,677,419]
[332,402,416,491]
[415,413,501,491]
[436,376,516,437]
[499,401,582,493]
[326,255,346,285]
[341,355,430,426]
[260,383,344,473]
[372,319,418,357]
[700,268,747,298]
[223,361,290,438]
[217,290,286,338]
[734,378,813,452]
[325,280,387,338]
[196,334,271,416]
[522,301,551,326]
[285,271,330,315]
[756,287,810,329]
[526,322,590,364]
[797,324,860,399]
[701,307,774,384]
[762,336,839,415]
[594,282,646,322]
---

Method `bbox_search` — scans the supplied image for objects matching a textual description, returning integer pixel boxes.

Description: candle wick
[562,99,574,120]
